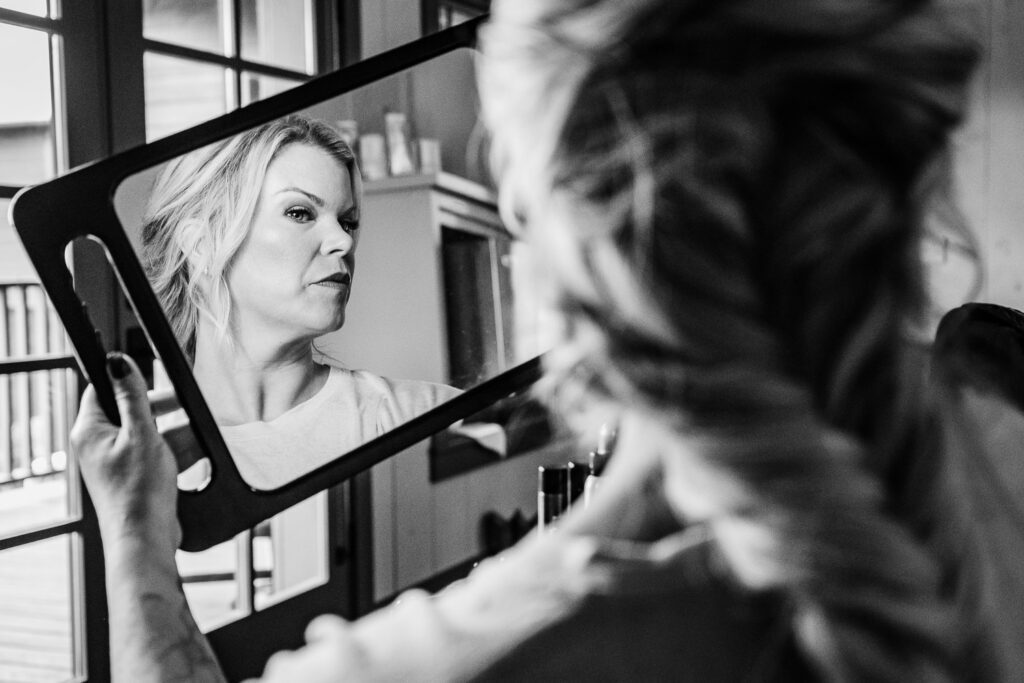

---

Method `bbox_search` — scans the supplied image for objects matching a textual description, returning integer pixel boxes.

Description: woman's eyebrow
[276,186,324,206]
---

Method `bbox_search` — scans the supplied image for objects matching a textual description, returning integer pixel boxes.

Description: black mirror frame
[10,16,543,551]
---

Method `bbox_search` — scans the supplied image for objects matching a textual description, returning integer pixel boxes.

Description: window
[0,4,84,681]
[0,10,61,185]
[0,2,352,679]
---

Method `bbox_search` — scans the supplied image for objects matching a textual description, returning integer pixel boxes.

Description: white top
[222,366,460,490]
[249,526,793,681]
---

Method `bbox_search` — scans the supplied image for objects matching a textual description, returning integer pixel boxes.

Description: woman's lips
[311,273,351,290]
[312,280,349,290]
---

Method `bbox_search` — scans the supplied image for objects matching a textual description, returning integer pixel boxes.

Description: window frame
[0,5,111,680]
[11,18,498,678]
[0,2,356,680]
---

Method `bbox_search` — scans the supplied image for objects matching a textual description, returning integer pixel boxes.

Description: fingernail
[106,352,130,379]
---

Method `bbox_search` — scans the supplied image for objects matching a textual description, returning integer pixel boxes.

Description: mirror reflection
[113,48,554,491]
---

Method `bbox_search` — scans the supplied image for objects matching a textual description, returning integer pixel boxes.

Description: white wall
[945,0,1024,315]
[359,0,421,60]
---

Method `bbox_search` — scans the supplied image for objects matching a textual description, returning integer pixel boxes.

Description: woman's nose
[320,221,354,256]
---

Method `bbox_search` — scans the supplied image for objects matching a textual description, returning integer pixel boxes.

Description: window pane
[177,537,245,632]
[0,199,39,288]
[0,1,47,17]
[0,23,56,185]
[0,368,75,536]
[241,71,304,107]
[143,0,226,55]
[144,52,230,142]
[240,0,311,73]
[0,536,77,682]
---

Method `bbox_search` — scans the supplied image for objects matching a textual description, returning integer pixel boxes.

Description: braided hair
[480,1,1021,679]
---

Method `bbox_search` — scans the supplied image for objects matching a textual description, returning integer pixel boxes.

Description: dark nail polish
[106,352,130,379]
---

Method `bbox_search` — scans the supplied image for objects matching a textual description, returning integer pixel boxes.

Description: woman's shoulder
[477,529,809,680]
[318,365,461,429]
[346,528,809,681]
[323,365,460,401]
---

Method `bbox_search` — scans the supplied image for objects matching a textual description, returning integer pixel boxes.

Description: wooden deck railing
[0,281,74,486]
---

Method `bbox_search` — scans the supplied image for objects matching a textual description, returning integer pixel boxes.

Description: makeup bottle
[384,111,416,176]
[582,422,616,509]
[537,465,570,533]
[359,134,387,180]
[567,460,589,509]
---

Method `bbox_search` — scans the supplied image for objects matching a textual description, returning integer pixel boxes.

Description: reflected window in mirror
[441,228,556,389]
[141,0,351,141]
[422,0,489,35]
[442,227,504,389]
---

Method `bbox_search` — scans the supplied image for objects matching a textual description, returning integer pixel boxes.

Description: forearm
[72,356,229,682]
[102,532,226,683]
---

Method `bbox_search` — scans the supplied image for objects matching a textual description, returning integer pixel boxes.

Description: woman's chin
[312,313,346,337]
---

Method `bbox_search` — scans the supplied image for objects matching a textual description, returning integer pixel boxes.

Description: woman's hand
[70,352,181,549]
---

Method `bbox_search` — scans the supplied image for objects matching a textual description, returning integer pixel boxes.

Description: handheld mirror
[10,19,548,551]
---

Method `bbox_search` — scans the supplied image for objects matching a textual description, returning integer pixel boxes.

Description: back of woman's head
[481,1,1021,679]
[141,115,357,359]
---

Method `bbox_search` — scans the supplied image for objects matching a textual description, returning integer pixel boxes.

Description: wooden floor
[0,480,75,683]
[0,478,261,682]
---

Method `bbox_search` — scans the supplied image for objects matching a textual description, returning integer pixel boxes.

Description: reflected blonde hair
[141,115,359,360]
[481,0,1022,679]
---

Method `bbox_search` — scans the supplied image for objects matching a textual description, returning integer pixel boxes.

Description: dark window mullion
[0,7,57,31]
[60,2,118,678]
[0,517,83,552]
[231,0,243,107]
[0,354,77,374]
[316,0,344,72]
[231,0,242,60]
[337,0,360,68]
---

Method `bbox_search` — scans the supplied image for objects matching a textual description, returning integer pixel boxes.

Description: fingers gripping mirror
[10,19,549,551]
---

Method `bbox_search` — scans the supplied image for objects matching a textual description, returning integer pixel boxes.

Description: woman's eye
[285,206,314,222]
[341,219,360,234]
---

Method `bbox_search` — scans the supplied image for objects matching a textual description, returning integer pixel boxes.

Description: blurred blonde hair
[141,115,359,360]
[481,0,1023,679]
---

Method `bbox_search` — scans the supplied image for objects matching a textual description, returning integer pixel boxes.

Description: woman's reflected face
[227,143,360,342]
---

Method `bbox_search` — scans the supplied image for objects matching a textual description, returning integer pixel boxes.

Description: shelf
[362,172,497,207]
